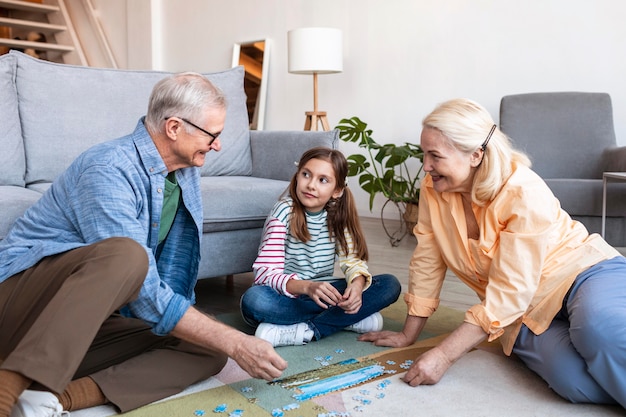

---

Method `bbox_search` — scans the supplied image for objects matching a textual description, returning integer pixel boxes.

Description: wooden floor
[194,217,478,316]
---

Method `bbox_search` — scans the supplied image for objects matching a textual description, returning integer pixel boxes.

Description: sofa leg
[226,274,234,290]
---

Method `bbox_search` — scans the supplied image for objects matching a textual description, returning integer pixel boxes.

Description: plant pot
[403,203,419,236]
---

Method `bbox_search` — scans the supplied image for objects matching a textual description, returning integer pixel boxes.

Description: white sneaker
[10,390,69,417]
[255,322,314,347]
[345,312,384,333]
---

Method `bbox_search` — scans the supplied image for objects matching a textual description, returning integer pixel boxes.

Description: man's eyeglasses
[165,117,221,145]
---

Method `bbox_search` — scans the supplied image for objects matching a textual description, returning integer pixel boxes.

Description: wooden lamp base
[302,73,331,131]
[304,111,330,131]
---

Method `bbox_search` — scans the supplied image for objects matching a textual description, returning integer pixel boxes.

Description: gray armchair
[499,92,626,247]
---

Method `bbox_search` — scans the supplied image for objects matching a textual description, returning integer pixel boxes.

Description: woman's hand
[402,346,451,386]
[358,314,427,347]
[403,322,488,387]
[357,330,415,347]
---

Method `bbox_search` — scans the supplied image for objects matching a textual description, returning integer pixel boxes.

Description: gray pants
[0,237,227,412]
[513,257,626,408]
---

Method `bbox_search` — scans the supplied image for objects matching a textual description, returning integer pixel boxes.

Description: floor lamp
[288,27,343,131]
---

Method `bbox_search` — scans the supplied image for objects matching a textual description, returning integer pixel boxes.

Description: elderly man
[0,73,287,417]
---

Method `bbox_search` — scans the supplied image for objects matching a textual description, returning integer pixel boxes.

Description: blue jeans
[513,257,626,408]
[240,274,401,340]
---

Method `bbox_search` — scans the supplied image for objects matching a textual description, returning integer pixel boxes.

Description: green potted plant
[336,116,424,244]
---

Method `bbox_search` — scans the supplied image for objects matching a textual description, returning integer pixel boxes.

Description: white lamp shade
[288,27,343,74]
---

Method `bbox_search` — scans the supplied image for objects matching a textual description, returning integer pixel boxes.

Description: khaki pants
[0,237,227,412]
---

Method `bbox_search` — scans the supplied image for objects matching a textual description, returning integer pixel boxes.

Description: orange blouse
[405,164,621,355]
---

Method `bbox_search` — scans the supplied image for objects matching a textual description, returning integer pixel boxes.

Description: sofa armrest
[250,130,339,180]
[602,145,626,172]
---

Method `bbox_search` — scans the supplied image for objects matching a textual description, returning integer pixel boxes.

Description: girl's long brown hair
[287,147,368,261]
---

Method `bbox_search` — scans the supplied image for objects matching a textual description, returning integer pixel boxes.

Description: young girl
[240,147,401,347]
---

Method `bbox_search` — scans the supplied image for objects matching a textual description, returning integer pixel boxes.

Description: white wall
[96,0,626,218]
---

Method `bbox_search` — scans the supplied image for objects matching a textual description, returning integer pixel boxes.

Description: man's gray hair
[144,72,227,133]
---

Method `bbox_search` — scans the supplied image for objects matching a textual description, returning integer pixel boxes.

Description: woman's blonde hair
[422,98,530,205]
[287,147,368,260]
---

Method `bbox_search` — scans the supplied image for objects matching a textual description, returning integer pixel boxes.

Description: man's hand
[171,307,287,381]
[229,334,287,380]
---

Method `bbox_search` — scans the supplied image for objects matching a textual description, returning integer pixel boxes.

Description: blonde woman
[362,98,626,409]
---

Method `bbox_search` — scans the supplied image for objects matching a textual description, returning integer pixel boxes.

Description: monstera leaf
[337,117,424,211]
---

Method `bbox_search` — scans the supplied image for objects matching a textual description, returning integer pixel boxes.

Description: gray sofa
[500,92,626,247]
[0,50,338,279]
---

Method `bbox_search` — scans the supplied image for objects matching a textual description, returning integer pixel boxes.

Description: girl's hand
[302,281,343,309]
[338,281,364,314]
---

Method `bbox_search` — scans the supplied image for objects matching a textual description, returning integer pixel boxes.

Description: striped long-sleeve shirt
[252,198,372,297]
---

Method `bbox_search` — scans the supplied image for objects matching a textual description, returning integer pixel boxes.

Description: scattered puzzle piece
[376,379,391,390]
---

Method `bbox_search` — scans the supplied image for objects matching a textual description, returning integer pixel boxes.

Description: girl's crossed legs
[241,273,401,340]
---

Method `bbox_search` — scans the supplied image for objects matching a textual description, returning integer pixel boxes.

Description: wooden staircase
[0,0,86,65]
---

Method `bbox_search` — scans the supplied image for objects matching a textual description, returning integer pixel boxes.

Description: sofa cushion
[0,53,26,187]
[0,186,43,239]
[199,176,288,233]
[12,51,251,185]
[26,182,51,194]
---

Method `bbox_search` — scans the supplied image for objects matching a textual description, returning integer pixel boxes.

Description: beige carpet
[72,302,624,416]
[338,347,625,416]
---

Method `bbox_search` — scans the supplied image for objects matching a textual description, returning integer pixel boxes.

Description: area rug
[73,302,624,416]
[73,300,458,417]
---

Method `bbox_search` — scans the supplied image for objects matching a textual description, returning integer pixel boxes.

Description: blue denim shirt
[0,119,202,335]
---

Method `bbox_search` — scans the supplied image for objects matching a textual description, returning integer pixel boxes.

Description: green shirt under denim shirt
[159,171,181,244]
